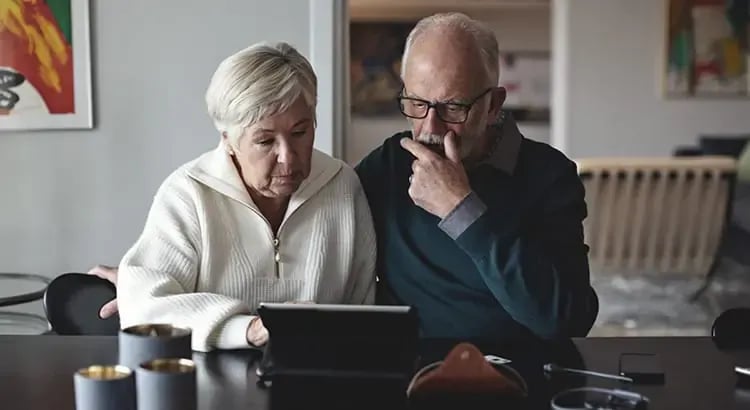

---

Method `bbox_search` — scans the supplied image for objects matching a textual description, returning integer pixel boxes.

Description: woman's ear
[221,132,235,156]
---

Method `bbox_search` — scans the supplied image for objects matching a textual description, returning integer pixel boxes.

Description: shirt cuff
[214,315,254,350]
[438,191,488,240]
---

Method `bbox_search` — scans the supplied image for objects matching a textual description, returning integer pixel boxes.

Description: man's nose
[422,106,446,136]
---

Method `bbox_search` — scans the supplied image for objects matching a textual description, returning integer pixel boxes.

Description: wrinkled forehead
[402,39,489,102]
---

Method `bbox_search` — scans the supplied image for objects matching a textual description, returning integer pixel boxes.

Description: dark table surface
[1,335,749,409]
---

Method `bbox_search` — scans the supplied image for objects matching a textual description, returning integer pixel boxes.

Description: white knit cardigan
[117,144,376,351]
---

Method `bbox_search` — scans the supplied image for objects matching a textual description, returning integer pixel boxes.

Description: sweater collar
[476,112,522,175]
[185,141,343,215]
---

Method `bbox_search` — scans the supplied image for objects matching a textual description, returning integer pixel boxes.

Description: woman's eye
[257,139,274,146]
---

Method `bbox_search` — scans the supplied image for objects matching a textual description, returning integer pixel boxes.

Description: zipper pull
[273,237,280,277]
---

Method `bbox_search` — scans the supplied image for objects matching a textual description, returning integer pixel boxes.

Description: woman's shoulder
[312,150,363,192]
[150,151,216,202]
[300,150,356,194]
[160,162,201,192]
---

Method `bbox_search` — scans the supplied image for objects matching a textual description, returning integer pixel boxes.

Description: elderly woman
[116,42,376,352]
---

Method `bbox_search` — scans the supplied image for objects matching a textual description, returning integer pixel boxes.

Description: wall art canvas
[0,0,92,130]
[666,0,749,97]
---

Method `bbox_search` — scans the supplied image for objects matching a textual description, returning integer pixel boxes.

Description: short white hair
[205,42,317,145]
[401,13,499,87]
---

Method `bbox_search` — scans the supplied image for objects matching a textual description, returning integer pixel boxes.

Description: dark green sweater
[355,128,598,342]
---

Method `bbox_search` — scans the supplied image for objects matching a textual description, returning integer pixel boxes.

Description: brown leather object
[408,342,526,398]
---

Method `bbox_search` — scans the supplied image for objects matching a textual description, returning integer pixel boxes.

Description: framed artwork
[350,22,414,117]
[665,0,749,98]
[0,0,92,131]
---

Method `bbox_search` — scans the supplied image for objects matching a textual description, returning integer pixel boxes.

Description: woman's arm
[117,173,256,352]
[345,174,377,304]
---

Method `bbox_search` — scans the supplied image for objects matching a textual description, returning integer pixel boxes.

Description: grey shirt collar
[476,112,522,175]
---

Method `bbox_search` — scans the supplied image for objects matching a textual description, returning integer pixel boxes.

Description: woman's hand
[87,265,119,319]
[246,301,314,346]
[246,317,269,347]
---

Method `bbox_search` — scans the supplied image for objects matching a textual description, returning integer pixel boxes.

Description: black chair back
[711,308,750,349]
[43,273,119,335]
[699,135,750,158]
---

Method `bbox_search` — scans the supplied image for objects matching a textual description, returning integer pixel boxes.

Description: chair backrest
[43,273,119,335]
[698,135,750,158]
[712,308,750,349]
[577,156,737,276]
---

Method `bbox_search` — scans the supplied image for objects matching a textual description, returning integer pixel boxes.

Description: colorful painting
[0,0,91,130]
[666,0,749,97]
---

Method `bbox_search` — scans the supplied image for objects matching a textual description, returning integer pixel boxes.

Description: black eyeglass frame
[396,87,494,124]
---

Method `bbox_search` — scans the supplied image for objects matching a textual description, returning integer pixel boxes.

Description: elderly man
[354,12,598,341]
[90,12,597,343]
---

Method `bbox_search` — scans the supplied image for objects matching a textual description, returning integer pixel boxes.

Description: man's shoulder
[355,130,412,175]
[517,138,578,180]
[514,138,585,211]
[364,130,412,160]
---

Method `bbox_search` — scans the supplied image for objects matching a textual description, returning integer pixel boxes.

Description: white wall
[347,8,552,165]
[553,0,750,158]
[0,0,337,316]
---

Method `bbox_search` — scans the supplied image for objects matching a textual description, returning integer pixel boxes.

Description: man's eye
[445,105,463,113]
[410,101,427,108]
[292,131,306,137]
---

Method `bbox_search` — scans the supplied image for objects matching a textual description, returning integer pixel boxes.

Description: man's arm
[442,161,598,339]
[401,133,597,339]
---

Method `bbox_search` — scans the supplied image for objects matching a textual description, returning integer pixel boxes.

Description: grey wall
[552,0,750,158]
[0,1,318,315]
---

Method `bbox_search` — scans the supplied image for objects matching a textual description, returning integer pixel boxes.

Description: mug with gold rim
[118,323,192,370]
[73,365,136,410]
[136,358,197,410]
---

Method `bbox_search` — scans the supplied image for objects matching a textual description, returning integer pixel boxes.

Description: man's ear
[488,87,506,118]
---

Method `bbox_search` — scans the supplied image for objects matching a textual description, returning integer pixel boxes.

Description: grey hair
[205,42,317,146]
[401,12,499,86]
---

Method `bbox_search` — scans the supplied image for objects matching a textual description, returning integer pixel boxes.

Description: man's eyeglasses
[397,88,493,124]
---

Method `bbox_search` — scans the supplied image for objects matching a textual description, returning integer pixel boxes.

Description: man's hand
[87,264,119,319]
[400,131,471,219]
